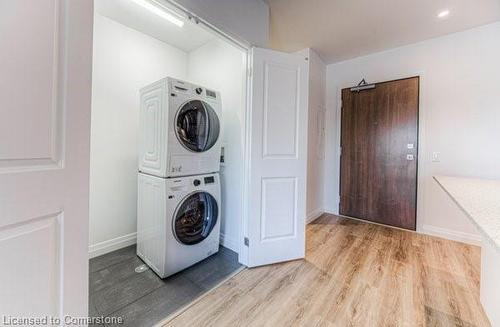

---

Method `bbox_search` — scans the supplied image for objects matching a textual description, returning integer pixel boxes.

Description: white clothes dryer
[137,172,221,278]
[138,77,222,178]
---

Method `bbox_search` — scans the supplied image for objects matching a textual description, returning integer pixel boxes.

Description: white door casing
[246,47,309,267]
[0,0,93,320]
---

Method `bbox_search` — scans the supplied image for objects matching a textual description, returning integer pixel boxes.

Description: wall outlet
[432,152,440,162]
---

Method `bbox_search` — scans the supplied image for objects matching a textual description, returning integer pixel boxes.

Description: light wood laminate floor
[165,214,490,326]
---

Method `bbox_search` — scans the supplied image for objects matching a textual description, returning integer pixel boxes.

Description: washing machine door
[175,100,220,152]
[173,191,218,245]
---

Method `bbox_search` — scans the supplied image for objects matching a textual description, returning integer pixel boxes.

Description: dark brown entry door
[340,77,419,230]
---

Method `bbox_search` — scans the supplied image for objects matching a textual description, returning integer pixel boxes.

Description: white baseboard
[220,232,239,252]
[323,208,338,215]
[307,209,324,224]
[89,232,137,258]
[420,224,482,246]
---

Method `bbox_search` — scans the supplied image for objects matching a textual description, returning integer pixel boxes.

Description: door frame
[334,72,428,233]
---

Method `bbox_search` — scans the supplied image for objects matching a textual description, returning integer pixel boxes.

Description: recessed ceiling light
[130,0,185,27]
[437,10,450,19]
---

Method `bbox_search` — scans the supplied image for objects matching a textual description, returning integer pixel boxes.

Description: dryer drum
[176,100,220,153]
[173,191,218,245]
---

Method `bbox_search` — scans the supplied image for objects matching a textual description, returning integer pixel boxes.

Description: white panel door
[247,47,309,267]
[0,0,93,321]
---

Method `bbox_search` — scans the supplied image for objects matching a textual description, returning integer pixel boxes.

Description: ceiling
[95,0,215,52]
[267,0,500,64]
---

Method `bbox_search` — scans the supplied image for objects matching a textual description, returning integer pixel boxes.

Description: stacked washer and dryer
[137,77,222,278]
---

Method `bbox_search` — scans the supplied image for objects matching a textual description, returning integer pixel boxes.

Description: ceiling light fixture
[437,9,450,19]
[130,0,184,27]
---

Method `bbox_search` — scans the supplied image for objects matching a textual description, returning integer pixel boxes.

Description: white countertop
[434,176,500,252]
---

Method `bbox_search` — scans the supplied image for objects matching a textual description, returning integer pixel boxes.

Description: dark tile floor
[89,245,242,327]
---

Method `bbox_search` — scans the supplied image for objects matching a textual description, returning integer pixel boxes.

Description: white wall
[187,39,247,252]
[324,22,500,244]
[172,0,269,47]
[89,14,188,256]
[304,49,327,222]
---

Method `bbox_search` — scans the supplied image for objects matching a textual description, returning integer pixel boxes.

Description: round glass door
[175,100,220,152]
[173,192,218,245]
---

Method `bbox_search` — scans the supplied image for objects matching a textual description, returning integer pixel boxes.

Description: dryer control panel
[169,78,218,100]
[192,176,215,186]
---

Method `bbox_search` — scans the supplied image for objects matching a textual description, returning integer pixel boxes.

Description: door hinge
[339,146,342,156]
[244,237,249,247]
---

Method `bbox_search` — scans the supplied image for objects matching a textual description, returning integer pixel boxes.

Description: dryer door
[175,100,220,152]
[173,191,218,245]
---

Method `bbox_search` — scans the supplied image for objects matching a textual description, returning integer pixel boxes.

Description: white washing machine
[137,172,221,278]
[138,77,222,178]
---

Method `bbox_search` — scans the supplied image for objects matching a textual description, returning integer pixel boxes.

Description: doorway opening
[88,0,249,324]
[339,76,420,230]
